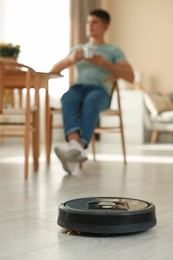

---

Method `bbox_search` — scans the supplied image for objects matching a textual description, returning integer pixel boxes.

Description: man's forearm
[50,57,72,73]
[103,60,134,83]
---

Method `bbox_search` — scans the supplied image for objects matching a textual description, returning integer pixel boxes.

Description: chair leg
[19,89,23,107]
[45,81,53,163]
[151,131,158,144]
[116,83,127,165]
[32,110,39,172]
[24,127,30,179]
[119,113,126,164]
[45,109,52,163]
[45,89,49,163]
[24,75,32,179]
[91,135,96,161]
[120,127,126,165]
[120,136,126,164]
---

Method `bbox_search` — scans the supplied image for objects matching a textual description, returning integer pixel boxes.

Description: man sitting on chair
[50,9,134,174]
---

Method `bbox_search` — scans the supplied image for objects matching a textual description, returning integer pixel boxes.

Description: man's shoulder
[99,44,125,56]
[102,44,123,51]
[100,44,126,62]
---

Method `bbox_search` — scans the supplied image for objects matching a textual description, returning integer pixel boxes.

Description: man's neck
[89,37,105,45]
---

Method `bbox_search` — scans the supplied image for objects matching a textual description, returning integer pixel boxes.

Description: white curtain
[69,0,100,82]
[70,0,100,45]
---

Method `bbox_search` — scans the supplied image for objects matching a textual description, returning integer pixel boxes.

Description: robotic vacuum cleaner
[58,197,157,235]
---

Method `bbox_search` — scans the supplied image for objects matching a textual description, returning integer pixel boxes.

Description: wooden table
[0,61,62,113]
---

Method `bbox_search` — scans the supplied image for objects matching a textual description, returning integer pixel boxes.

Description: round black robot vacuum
[58,197,157,235]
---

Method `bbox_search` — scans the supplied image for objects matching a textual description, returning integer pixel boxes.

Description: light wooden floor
[0,141,173,260]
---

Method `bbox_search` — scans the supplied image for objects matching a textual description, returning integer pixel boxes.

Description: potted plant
[0,42,20,59]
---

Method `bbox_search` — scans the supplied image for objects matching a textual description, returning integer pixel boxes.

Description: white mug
[83,45,95,58]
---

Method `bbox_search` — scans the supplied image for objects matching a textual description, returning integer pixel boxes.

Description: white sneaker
[66,140,88,162]
[54,146,76,174]
[77,149,88,162]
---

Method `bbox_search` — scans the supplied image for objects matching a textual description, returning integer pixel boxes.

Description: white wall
[101,0,173,94]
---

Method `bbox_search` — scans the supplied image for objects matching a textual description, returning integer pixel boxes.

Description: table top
[37,71,63,79]
[0,59,62,79]
[0,62,63,112]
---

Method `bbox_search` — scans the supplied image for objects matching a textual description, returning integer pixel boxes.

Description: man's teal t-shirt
[70,43,126,95]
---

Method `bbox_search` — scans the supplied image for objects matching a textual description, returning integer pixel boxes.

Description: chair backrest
[108,80,122,111]
[110,80,118,98]
[0,60,38,113]
[0,62,5,113]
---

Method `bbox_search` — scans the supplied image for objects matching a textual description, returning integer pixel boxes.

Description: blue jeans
[61,84,110,147]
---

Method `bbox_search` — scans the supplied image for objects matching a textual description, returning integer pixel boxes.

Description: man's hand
[84,54,106,67]
[84,56,134,83]
[69,48,84,64]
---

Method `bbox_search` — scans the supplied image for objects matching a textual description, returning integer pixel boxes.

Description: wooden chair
[45,105,63,163]
[45,79,126,164]
[0,61,40,179]
[90,79,126,164]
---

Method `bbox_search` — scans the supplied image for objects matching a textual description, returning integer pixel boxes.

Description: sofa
[143,91,173,143]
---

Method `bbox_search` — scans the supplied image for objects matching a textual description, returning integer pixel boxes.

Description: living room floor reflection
[0,142,173,260]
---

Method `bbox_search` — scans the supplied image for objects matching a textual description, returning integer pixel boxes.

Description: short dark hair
[89,9,110,24]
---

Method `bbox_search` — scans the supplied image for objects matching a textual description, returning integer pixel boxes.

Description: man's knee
[61,90,72,105]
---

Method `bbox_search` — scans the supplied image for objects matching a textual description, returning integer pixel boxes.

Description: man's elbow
[127,70,135,83]
[121,63,135,84]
